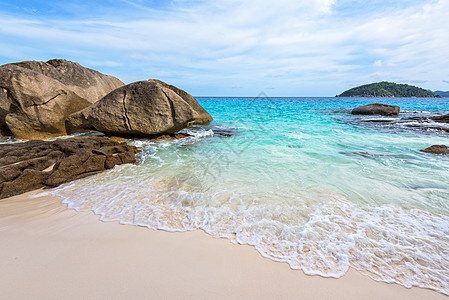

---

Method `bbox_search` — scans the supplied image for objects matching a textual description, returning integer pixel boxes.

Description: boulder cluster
[0,59,213,198]
[0,59,212,139]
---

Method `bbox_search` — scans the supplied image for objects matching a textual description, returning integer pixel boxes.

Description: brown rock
[104,136,128,143]
[420,145,449,155]
[0,88,12,136]
[1,169,48,198]
[152,132,191,140]
[105,156,122,169]
[67,79,213,137]
[352,103,400,116]
[117,151,138,164]
[45,149,107,186]
[431,114,449,123]
[65,104,94,134]
[0,136,140,199]
[12,59,124,104]
[0,59,124,139]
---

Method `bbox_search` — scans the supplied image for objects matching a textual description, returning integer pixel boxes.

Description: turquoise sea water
[43,97,449,295]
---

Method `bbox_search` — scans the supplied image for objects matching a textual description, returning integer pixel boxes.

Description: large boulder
[67,79,213,136]
[420,145,449,155]
[0,88,12,136]
[0,59,124,139]
[352,103,400,116]
[0,137,140,199]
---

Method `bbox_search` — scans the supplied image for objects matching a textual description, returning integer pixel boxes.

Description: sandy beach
[0,191,446,300]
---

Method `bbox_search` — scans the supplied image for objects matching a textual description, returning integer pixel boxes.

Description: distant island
[434,90,449,97]
[337,81,436,97]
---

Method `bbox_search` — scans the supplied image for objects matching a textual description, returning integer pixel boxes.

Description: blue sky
[0,0,448,96]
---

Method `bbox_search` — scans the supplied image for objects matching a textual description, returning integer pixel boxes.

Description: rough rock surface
[0,88,12,136]
[420,145,449,155]
[0,59,124,139]
[431,114,449,123]
[0,137,140,199]
[352,103,400,116]
[67,79,213,136]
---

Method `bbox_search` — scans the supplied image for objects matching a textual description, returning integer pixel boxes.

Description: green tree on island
[337,81,436,97]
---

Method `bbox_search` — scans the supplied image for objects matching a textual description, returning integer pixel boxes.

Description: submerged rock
[431,114,449,123]
[0,137,140,199]
[352,103,400,116]
[344,110,449,136]
[67,79,213,137]
[0,59,124,139]
[420,145,449,155]
[152,132,191,140]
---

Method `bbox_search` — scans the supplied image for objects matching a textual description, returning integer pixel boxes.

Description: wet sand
[0,191,446,299]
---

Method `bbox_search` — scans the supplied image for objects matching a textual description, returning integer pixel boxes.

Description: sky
[0,0,448,96]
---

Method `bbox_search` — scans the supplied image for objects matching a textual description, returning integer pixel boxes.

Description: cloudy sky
[0,0,448,96]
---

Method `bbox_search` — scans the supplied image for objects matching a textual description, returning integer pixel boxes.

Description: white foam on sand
[38,164,449,296]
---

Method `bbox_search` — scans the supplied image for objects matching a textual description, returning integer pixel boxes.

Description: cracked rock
[0,136,140,199]
[66,79,213,136]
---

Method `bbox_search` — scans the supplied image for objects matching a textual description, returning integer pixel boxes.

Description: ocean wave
[180,127,214,139]
[38,169,449,296]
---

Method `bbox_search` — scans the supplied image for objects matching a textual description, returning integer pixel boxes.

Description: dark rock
[352,103,400,116]
[66,79,213,137]
[420,145,449,155]
[1,169,48,198]
[0,59,124,139]
[0,136,140,199]
[431,114,449,123]
[0,88,12,136]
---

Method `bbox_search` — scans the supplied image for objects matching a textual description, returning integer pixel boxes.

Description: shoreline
[0,191,446,299]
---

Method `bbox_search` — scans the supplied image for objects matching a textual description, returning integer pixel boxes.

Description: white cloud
[0,0,448,96]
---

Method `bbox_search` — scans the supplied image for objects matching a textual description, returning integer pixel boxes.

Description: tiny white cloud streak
[0,0,447,96]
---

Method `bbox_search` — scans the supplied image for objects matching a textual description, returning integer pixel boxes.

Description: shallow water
[38,97,449,295]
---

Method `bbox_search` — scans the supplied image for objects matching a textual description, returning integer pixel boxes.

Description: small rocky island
[337,82,437,98]
[0,59,213,198]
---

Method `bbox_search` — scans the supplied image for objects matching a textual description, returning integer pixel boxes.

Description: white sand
[0,191,446,300]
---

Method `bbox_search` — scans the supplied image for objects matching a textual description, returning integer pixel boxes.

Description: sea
[38,96,449,295]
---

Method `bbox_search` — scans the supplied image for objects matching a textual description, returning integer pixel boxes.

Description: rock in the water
[420,145,449,155]
[67,79,213,136]
[0,137,140,199]
[352,103,400,116]
[431,114,449,123]
[0,88,12,136]
[0,59,124,139]
[152,132,191,140]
